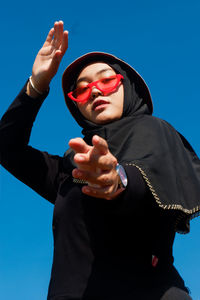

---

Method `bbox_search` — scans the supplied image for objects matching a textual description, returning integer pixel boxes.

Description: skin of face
[76,62,124,124]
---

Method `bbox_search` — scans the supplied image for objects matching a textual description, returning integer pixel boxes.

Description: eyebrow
[76,68,114,85]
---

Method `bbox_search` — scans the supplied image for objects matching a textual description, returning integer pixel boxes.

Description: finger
[51,21,58,46]
[81,184,117,199]
[73,142,117,171]
[48,49,63,73]
[92,135,109,155]
[60,30,69,55]
[53,20,63,48]
[57,20,64,45]
[45,28,55,44]
[74,152,117,172]
[94,153,117,170]
[69,138,90,154]
[83,184,111,196]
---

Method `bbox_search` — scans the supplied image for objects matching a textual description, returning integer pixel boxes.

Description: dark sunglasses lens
[72,86,90,101]
[98,76,118,91]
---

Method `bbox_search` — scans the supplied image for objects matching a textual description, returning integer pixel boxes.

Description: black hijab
[62,52,200,233]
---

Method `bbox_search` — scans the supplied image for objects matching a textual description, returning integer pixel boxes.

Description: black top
[0,84,189,299]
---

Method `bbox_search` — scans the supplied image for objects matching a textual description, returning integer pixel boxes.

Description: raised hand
[28,21,68,95]
[69,135,125,200]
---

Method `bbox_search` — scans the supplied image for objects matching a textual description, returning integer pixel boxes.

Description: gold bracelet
[29,76,46,95]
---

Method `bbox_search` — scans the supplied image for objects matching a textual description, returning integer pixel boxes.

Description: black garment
[63,53,200,234]
[0,85,191,299]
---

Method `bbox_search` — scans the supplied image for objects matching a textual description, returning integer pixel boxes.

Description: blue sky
[0,0,200,299]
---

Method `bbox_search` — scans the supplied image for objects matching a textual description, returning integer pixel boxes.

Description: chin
[93,115,120,125]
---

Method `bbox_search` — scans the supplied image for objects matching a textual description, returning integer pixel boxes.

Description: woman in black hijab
[0,21,199,299]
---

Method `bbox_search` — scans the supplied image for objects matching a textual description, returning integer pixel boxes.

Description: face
[75,62,124,124]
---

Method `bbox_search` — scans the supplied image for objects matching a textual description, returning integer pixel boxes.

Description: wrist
[29,76,49,94]
[105,165,127,200]
[26,80,41,99]
[26,77,50,99]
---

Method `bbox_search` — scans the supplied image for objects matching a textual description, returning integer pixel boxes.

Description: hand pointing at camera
[69,135,125,200]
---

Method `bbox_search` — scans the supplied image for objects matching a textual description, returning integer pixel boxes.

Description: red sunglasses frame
[67,74,124,103]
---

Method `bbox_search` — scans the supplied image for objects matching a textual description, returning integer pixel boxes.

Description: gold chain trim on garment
[73,178,88,184]
[125,163,200,231]
[72,164,200,232]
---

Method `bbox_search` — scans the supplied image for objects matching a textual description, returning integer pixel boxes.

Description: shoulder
[132,115,179,138]
[137,114,174,128]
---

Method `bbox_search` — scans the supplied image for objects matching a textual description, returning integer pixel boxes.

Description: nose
[91,86,103,99]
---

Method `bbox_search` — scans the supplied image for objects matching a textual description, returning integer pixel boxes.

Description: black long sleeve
[0,82,64,203]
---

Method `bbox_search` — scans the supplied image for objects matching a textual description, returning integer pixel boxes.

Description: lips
[92,99,109,111]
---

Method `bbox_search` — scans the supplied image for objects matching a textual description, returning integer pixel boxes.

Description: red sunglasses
[67,74,124,103]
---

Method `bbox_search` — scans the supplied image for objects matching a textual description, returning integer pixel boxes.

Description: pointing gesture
[69,135,125,200]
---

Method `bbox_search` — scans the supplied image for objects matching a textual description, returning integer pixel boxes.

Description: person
[0,20,199,300]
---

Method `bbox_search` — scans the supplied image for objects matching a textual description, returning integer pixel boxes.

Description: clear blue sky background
[0,0,200,299]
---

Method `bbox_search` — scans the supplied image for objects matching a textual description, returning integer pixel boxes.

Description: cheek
[77,103,91,118]
[115,85,124,111]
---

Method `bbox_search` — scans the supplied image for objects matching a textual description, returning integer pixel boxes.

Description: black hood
[62,52,153,131]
